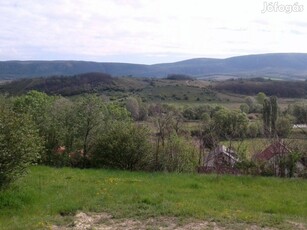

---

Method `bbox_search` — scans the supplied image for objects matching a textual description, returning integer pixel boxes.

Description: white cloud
[0,0,307,63]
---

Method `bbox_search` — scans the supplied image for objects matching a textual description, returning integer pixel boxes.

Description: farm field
[0,166,306,229]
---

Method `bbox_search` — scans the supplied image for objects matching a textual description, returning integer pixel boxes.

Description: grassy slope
[0,166,306,229]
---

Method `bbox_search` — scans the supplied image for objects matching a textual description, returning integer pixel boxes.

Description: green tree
[256,92,267,105]
[247,121,263,138]
[291,103,307,124]
[51,97,76,152]
[262,96,278,137]
[125,97,140,120]
[245,96,256,113]
[41,97,76,166]
[138,101,148,121]
[212,108,249,140]
[160,134,198,173]
[276,116,293,138]
[240,103,250,114]
[74,95,106,167]
[0,98,43,189]
[263,98,271,136]
[13,90,54,131]
[13,91,55,155]
[277,151,302,178]
[270,96,278,136]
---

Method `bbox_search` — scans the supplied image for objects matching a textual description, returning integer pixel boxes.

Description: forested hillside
[2,53,307,80]
[1,73,307,99]
[214,78,307,98]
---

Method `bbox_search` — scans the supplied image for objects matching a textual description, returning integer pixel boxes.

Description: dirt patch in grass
[50,211,304,230]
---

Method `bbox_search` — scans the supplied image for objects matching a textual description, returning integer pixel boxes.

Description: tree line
[214,79,307,98]
[1,90,307,189]
[1,91,199,189]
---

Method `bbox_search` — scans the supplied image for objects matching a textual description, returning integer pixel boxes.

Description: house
[253,141,289,162]
[253,141,306,177]
[198,145,240,174]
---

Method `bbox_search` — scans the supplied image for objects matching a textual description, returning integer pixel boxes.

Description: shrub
[159,134,198,173]
[247,121,263,138]
[276,116,293,138]
[91,122,151,170]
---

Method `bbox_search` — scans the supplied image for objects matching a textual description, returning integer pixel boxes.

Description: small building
[252,141,306,177]
[253,141,289,162]
[198,145,240,174]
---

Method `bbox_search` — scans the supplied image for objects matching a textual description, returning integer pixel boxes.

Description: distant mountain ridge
[1,53,307,80]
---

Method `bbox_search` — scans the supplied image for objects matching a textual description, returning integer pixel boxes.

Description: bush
[247,121,263,138]
[276,116,293,138]
[240,103,250,114]
[159,134,198,173]
[91,122,151,170]
[0,101,43,189]
[182,105,213,120]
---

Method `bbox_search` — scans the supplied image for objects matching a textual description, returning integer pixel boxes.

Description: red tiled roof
[254,142,290,161]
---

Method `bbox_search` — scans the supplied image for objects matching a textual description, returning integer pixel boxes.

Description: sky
[0,0,307,64]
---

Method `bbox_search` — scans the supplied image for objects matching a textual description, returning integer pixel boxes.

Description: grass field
[0,166,306,229]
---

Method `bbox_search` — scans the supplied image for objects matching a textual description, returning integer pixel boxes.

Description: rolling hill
[1,71,307,99]
[1,53,307,80]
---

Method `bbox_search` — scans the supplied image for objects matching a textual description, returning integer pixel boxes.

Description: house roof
[253,141,290,161]
[207,145,239,162]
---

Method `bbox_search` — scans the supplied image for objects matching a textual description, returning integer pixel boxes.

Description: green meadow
[0,166,306,229]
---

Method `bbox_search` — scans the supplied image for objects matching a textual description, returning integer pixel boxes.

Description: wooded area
[1,86,307,189]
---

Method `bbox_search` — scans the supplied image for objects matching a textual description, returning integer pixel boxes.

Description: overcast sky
[0,0,306,64]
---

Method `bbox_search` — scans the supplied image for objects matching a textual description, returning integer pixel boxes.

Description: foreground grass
[0,166,306,229]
